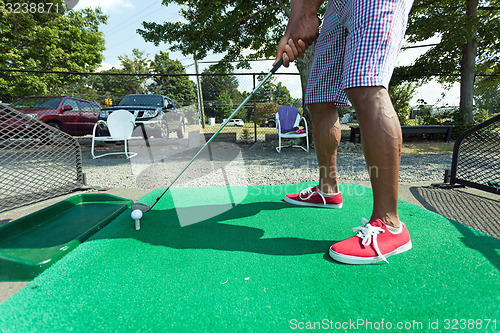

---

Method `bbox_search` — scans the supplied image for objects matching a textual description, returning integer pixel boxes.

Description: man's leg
[282,102,343,209]
[344,86,401,228]
[328,86,410,265]
[309,102,341,194]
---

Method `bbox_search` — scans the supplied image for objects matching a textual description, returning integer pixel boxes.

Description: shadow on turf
[99,201,341,257]
[411,186,500,271]
[447,218,500,272]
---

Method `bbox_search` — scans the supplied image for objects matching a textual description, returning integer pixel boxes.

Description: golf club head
[131,202,152,213]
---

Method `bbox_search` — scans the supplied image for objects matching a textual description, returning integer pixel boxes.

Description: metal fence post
[253,73,257,143]
[194,58,205,128]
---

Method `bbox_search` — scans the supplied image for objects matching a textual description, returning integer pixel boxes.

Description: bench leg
[350,128,361,143]
[445,128,452,142]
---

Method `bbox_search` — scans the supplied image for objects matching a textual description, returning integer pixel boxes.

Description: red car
[10,96,102,136]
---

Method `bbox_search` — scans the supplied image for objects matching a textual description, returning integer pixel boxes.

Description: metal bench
[349,125,454,143]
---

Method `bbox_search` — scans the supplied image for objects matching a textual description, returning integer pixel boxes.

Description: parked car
[98,94,185,138]
[223,118,244,127]
[9,96,102,136]
[265,116,276,128]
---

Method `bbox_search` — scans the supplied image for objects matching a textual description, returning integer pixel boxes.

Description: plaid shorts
[305,0,414,106]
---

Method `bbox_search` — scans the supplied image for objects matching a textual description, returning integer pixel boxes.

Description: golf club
[131,58,283,216]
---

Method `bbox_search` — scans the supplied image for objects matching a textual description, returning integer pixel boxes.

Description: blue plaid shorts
[305,0,414,106]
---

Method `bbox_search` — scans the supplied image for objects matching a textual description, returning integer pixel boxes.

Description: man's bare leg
[308,103,341,194]
[345,86,401,228]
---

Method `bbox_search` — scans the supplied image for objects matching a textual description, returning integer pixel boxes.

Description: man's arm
[275,0,324,67]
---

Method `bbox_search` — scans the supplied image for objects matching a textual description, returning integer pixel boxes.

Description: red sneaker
[284,185,343,208]
[329,218,412,264]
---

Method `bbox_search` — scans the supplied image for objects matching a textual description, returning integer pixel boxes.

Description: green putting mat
[1,183,499,332]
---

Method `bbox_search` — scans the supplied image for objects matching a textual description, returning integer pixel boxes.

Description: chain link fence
[0,104,84,212]
[2,69,498,143]
[449,114,500,194]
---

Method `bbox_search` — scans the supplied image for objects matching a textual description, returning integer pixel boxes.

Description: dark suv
[265,116,276,127]
[10,96,101,135]
[99,94,185,138]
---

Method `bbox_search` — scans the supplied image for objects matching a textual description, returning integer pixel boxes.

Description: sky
[73,0,460,107]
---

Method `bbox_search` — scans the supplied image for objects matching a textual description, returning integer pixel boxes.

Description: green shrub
[255,101,279,126]
[389,82,415,125]
[241,128,252,143]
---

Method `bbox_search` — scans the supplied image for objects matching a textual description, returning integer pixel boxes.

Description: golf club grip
[271,58,283,74]
[149,59,284,209]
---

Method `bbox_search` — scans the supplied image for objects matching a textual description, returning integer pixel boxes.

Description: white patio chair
[91,110,137,159]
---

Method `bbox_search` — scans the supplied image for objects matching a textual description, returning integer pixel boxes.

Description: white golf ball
[131,209,143,220]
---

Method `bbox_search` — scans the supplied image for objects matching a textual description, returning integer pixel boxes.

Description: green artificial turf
[1,182,499,332]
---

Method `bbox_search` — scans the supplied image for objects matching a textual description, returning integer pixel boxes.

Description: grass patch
[402,141,455,154]
[186,124,276,135]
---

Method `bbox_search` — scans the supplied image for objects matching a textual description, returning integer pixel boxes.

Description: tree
[200,65,240,119]
[86,50,198,107]
[118,48,150,94]
[291,98,303,111]
[274,82,293,106]
[215,90,233,121]
[389,82,417,125]
[0,0,107,102]
[138,1,287,66]
[85,68,143,104]
[84,51,152,104]
[89,49,153,101]
[254,73,294,106]
[137,1,324,120]
[253,73,277,103]
[475,75,500,116]
[255,101,279,126]
[404,0,500,124]
[149,51,197,106]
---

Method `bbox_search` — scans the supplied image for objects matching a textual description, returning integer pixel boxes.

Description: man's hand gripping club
[275,0,324,67]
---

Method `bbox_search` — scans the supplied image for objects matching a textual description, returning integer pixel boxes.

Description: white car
[224,119,244,127]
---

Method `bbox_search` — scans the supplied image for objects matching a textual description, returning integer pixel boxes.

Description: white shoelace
[353,217,388,263]
[299,187,326,204]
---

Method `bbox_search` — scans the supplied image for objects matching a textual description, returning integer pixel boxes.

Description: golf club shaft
[147,59,283,209]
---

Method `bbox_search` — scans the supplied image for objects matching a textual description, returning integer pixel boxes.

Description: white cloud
[75,0,135,12]
[411,80,460,107]
[97,60,123,71]
[96,63,113,71]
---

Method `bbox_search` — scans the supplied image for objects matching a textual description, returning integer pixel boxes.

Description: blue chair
[275,106,309,153]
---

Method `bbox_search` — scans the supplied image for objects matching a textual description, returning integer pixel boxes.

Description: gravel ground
[82,138,453,190]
